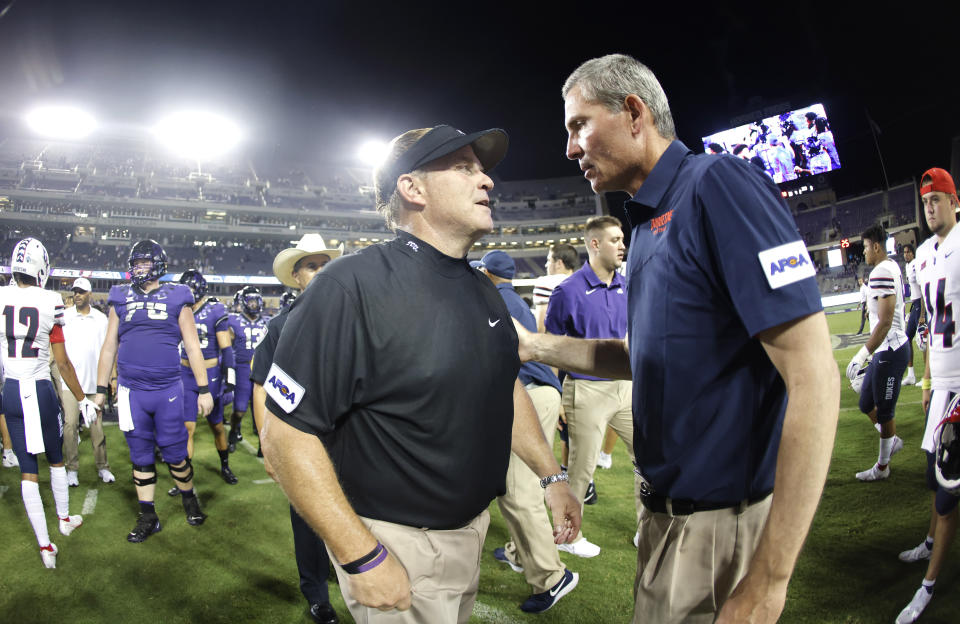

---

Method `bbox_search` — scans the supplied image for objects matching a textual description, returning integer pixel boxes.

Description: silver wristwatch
[540,472,569,488]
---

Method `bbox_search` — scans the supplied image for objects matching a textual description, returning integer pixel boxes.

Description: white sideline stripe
[81,489,98,515]
[240,438,265,464]
[472,601,522,624]
[841,400,921,412]
[0,484,8,499]
[252,478,276,485]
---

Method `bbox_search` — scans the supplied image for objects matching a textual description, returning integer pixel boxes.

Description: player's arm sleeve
[53,293,65,326]
[264,275,368,436]
[868,264,897,299]
[698,157,823,337]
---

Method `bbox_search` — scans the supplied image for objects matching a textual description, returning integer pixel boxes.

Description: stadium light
[25,106,97,140]
[152,111,243,161]
[356,139,390,168]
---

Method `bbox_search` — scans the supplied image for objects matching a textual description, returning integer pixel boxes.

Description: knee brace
[132,463,157,487]
[168,457,194,486]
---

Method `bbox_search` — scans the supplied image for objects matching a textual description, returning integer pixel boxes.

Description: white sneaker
[40,543,58,569]
[856,463,890,481]
[66,470,79,487]
[99,469,116,483]
[596,452,613,469]
[904,372,917,386]
[2,450,18,468]
[916,380,924,387]
[895,587,933,624]
[891,436,905,459]
[59,515,83,536]
[899,541,933,563]
[557,537,601,558]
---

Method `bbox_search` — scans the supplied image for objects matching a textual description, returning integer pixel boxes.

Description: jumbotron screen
[701,103,840,184]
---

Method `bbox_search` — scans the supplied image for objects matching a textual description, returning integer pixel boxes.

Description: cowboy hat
[272,234,344,289]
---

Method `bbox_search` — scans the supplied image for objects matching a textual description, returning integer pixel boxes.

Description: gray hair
[373,127,432,230]
[562,54,676,140]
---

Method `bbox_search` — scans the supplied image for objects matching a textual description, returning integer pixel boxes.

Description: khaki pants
[562,377,640,539]
[496,384,565,592]
[61,391,110,473]
[332,510,490,624]
[633,495,772,623]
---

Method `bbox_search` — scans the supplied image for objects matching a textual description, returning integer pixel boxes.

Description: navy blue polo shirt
[544,261,628,381]
[496,282,562,392]
[624,140,822,503]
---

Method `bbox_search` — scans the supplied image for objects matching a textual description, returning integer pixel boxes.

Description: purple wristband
[341,542,388,574]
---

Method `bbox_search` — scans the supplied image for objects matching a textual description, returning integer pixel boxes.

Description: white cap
[72,277,92,292]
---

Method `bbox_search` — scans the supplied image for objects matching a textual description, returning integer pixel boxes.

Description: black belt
[640,490,772,516]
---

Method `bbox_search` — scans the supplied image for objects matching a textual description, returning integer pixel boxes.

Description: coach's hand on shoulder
[349,550,412,611]
[715,572,787,624]
[545,481,581,544]
[197,393,214,418]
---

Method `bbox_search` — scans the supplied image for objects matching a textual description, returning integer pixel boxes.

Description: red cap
[920,167,958,200]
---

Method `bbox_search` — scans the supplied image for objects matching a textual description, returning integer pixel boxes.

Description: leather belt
[640,490,772,516]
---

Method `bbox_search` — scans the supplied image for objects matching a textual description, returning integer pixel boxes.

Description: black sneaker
[182,495,207,526]
[167,486,180,497]
[309,602,339,624]
[227,426,241,453]
[520,568,579,613]
[221,464,239,485]
[584,481,598,505]
[127,513,162,543]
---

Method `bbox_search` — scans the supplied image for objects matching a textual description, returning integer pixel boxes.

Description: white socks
[874,422,882,433]
[21,480,51,547]
[49,466,70,519]
[879,436,896,465]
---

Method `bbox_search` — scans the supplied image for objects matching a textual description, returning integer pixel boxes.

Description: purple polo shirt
[544,261,627,381]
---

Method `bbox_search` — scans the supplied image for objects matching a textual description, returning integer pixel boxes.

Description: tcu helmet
[239,286,262,316]
[935,394,960,495]
[128,240,167,287]
[179,269,208,301]
[10,237,51,288]
[280,291,297,311]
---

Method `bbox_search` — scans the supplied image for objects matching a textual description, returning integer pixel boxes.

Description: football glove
[917,322,929,352]
[79,397,99,427]
[223,367,236,393]
[846,345,871,382]
[850,363,868,394]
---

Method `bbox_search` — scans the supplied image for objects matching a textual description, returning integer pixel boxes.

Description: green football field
[1,309,958,623]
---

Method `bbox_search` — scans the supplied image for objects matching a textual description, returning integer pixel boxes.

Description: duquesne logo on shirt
[265,363,304,413]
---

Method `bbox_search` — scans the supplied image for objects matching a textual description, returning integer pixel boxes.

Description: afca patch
[264,363,305,414]
[757,240,816,290]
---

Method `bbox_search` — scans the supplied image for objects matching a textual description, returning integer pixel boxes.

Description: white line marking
[472,601,522,624]
[240,438,264,464]
[81,489,98,515]
[252,478,276,485]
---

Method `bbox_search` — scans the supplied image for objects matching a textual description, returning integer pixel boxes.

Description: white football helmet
[935,394,960,495]
[10,237,50,288]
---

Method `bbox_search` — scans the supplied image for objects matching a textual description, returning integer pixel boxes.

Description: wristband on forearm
[97,385,109,394]
[340,541,388,574]
[198,385,210,395]
[922,378,932,390]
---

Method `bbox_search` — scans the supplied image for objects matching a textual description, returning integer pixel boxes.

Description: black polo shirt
[264,231,521,529]
[250,309,288,386]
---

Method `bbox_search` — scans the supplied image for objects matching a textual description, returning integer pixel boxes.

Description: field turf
[1,309,958,622]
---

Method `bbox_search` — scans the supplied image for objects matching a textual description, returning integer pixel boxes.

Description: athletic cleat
[856,463,890,482]
[127,513,162,543]
[309,602,339,624]
[895,586,933,624]
[99,469,116,483]
[584,481,598,505]
[227,427,241,454]
[2,449,18,468]
[596,452,613,469]
[66,470,79,487]
[220,465,239,485]
[40,543,58,568]
[59,515,83,536]
[899,541,933,563]
[493,547,524,573]
[557,537,601,558]
[183,495,207,526]
[167,486,181,497]
[916,380,924,387]
[904,372,917,386]
[519,568,579,613]
[891,435,905,459]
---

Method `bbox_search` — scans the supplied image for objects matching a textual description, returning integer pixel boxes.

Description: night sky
[0,0,957,197]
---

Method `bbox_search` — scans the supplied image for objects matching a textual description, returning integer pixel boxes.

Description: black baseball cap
[383,125,509,191]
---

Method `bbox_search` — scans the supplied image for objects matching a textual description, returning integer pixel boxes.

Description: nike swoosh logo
[585,288,598,295]
[23,394,33,399]
[168,397,177,402]
[549,576,570,597]
[947,251,955,258]
[488,318,501,327]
